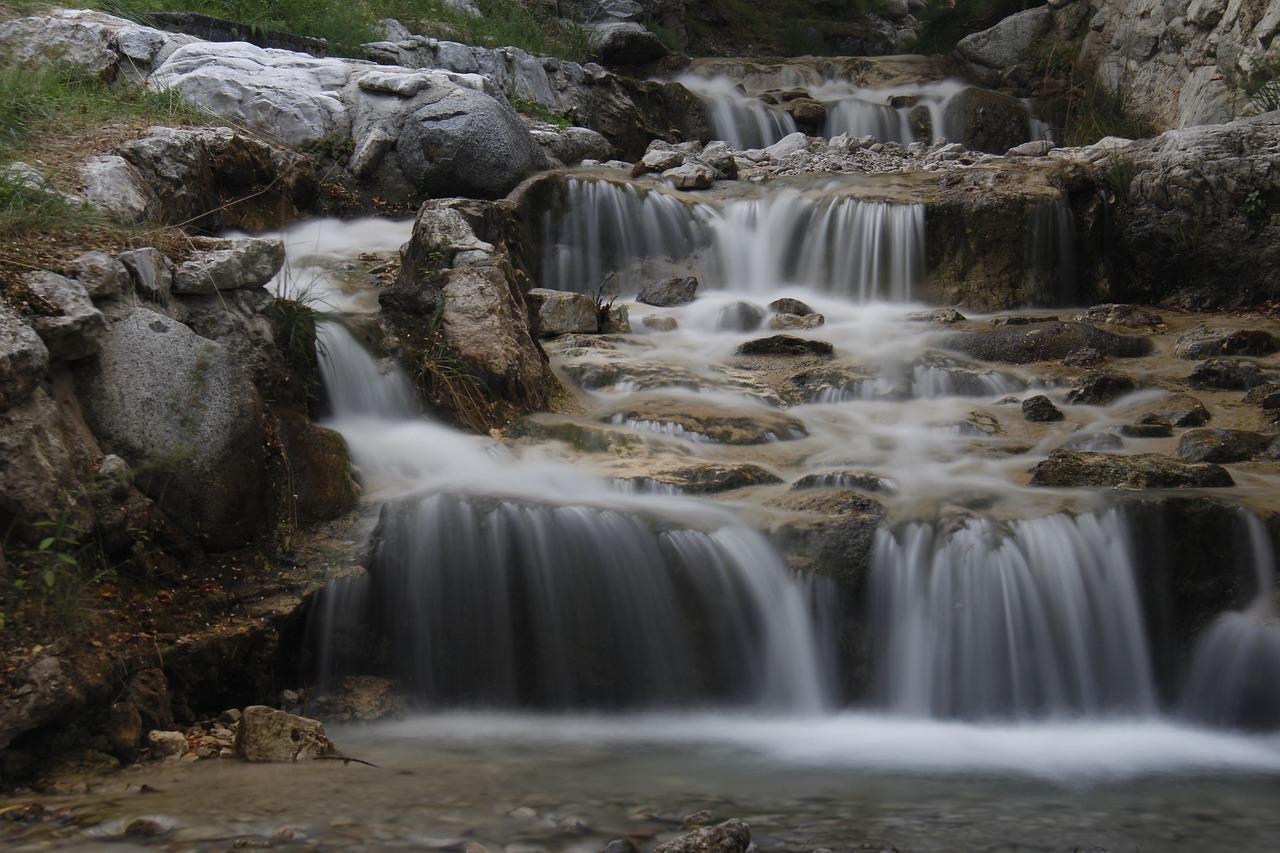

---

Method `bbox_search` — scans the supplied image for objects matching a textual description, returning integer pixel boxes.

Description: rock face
[22,273,107,362]
[76,309,268,550]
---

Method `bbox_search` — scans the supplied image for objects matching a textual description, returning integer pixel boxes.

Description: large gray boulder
[235,706,338,762]
[528,289,599,337]
[76,308,267,550]
[0,9,186,81]
[80,155,156,224]
[586,21,669,67]
[955,7,1052,72]
[394,87,549,199]
[172,237,286,295]
[150,42,352,148]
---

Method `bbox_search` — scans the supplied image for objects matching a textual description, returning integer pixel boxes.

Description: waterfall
[1026,194,1080,306]
[310,322,839,713]
[871,510,1158,720]
[1180,511,1280,730]
[538,177,925,301]
[676,74,798,149]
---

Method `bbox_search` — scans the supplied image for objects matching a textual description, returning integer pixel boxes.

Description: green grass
[1063,75,1158,145]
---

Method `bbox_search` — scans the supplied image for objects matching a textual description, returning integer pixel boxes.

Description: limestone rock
[150,42,351,148]
[651,819,751,853]
[118,247,174,302]
[22,272,107,361]
[1074,304,1164,330]
[1139,394,1211,428]
[618,463,781,495]
[395,87,549,200]
[235,705,339,762]
[75,308,267,549]
[737,335,834,357]
[172,237,286,295]
[0,388,94,531]
[638,276,699,307]
[0,9,125,81]
[716,302,766,332]
[69,251,130,299]
[663,162,716,190]
[941,87,1032,155]
[80,155,156,224]
[528,289,599,337]
[0,306,49,411]
[603,398,807,444]
[1029,449,1234,489]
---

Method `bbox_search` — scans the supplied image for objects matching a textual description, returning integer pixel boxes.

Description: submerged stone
[1029,449,1234,489]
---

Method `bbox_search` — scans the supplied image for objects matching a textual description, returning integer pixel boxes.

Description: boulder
[603,398,807,444]
[638,276,699,307]
[955,7,1052,71]
[80,155,156,224]
[663,162,716,190]
[0,388,94,531]
[1187,358,1271,391]
[617,463,781,495]
[171,237,286,295]
[737,335,834,357]
[769,298,816,316]
[234,705,339,762]
[118,247,175,302]
[1173,326,1280,360]
[69,251,130,299]
[943,322,1152,364]
[0,306,49,410]
[536,126,614,165]
[768,313,825,330]
[75,308,268,549]
[941,87,1032,154]
[22,272,107,362]
[528,289,599,337]
[395,87,549,200]
[1065,372,1139,406]
[1139,393,1211,428]
[651,819,751,853]
[1021,394,1064,422]
[1029,449,1234,489]
[586,22,669,67]
[716,302,766,332]
[150,42,351,148]
[0,9,128,81]
[1177,429,1280,464]
[1074,304,1165,330]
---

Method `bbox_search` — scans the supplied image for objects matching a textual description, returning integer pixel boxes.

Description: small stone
[147,730,189,759]
[638,276,699,307]
[1066,372,1139,406]
[1062,347,1105,368]
[124,818,168,838]
[737,335,834,356]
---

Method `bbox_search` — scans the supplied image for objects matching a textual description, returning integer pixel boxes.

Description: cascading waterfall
[1026,194,1080,306]
[675,74,798,149]
[1180,510,1280,730]
[310,321,838,713]
[870,510,1158,719]
[537,177,925,301]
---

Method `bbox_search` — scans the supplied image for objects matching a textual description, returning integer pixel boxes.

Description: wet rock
[276,415,358,523]
[1174,326,1280,359]
[586,21,668,66]
[619,463,781,494]
[943,322,1152,364]
[643,315,678,332]
[310,676,406,723]
[1021,394,1064,422]
[1058,431,1125,452]
[235,705,339,762]
[69,251,130,299]
[1139,393,1212,428]
[716,302,766,332]
[1243,383,1280,409]
[792,470,896,494]
[1187,357,1271,391]
[990,315,1056,327]
[559,360,701,393]
[1065,372,1140,406]
[1029,449,1234,488]
[769,298,816,316]
[737,335,834,357]
[941,86,1032,154]
[528,289,599,337]
[397,87,550,199]
[1075,304,1165,330]
[769,489,885,588]
[1119,421,1173,438]
[603,398,807,444]
[21,272,106,361]
[1062,347,1106,368]
[768,312,825,330]
[600,840,640,853]
[601,304,631,334]
[171,237,285,295]
[639,276,699,307]
[651,818,750,853]
[1177,429,1280,464]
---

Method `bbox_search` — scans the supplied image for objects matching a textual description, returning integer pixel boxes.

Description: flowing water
[13,156,1280,849]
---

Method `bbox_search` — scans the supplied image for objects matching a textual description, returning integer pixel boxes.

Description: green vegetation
[685,0,895,56]
[1101,156,1136,203]
[511,97,572,130]
[1240,53,1280,115]
[1063,76,1158,145]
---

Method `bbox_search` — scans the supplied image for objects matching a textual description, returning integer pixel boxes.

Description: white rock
[80,155,155,224]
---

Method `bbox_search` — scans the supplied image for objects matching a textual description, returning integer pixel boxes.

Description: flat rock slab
[943,322,1152,364]
[737,335,834,357]
[603,398,807,444]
